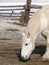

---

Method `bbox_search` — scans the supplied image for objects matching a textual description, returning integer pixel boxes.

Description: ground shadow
[32,45,46,56]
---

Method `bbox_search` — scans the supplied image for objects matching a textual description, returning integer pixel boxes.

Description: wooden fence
[0,1,43,23]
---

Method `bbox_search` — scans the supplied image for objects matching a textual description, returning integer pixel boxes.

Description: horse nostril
[21,56,27,60]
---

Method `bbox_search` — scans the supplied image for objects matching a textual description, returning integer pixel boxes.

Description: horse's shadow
[32,45,46,56]
[17,45,46,62]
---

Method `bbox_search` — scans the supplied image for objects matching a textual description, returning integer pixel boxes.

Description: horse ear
[22,32,26,41]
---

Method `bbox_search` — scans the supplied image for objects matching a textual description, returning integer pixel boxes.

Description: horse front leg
[42,32,49,61]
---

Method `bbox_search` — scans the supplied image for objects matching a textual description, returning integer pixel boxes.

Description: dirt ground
[0,43,49,65]
[0,20,49,65]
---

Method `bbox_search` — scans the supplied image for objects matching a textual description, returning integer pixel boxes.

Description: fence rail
[0,3,43,22]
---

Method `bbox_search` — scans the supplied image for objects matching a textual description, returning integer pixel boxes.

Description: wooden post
[24,0,31,24]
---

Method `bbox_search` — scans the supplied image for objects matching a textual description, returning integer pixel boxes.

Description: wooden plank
[0,12,34,14]
[0,15,21,17]
[0,5,25,7]
[0,8,24,11]
[30,5,42,9]
[0,15,32,17]
[0,17,20,20]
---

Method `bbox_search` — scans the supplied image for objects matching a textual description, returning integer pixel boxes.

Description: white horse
[21,5,49,61]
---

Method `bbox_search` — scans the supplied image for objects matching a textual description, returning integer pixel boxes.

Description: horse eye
[25,43,28,46]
